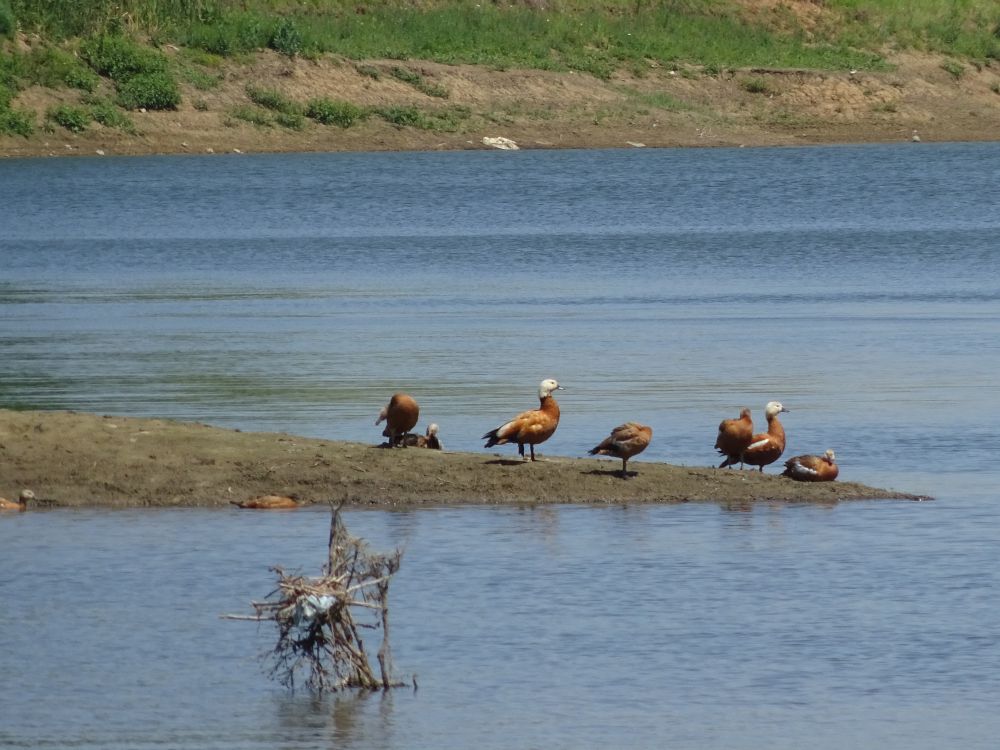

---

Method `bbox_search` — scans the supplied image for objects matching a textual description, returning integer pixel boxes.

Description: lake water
[2,143,1000,748]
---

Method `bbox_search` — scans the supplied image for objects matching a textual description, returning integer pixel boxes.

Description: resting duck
[783,449,839,482]
[402,423,443,450]
[230,494,300,509]
[0,489,34,511]
[588,422,653,477]
[375,393,420,447]
[715,407,754,469]
[742,401,789,472]
[483,378,563,461]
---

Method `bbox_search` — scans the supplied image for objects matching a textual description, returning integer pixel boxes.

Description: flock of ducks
[714,400,838,481]
[2,379,840,513]
[368,378,839,483]
[231,380,839,508]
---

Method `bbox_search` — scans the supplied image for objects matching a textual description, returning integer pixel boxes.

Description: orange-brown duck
[742,401,789,473]
[483,379,563,461]
[589,422,653,477]
[376,393,420,447]
[231,494,300,509]
[715,407,754,469]
[782,449,839,482]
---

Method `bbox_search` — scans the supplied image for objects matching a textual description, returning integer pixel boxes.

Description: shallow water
[3,501,1000,749]
[2,143,1000,747]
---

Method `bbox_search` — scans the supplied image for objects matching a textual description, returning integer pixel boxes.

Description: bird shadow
[583,469,638,479]
[373,436,417,449]
[484,458,532,466]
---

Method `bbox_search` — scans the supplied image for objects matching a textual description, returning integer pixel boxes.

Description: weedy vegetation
[305,97,365,127]
[1,0,998,143]
[47,102,90,131]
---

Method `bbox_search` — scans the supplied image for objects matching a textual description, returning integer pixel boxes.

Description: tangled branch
[224,502,404,692]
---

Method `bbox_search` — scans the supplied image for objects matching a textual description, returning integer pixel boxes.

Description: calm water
[2,143,1000,748]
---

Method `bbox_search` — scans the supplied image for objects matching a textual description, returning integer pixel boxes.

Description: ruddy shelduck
[715,407,754,469]
[588,422,653,477]
[483,378,564,461]
[0,489,34,511]
[230,494,300,509]
[375,392,420,447]
[402,423,443,450]
[782,449,839,482]
[742,401,789,472]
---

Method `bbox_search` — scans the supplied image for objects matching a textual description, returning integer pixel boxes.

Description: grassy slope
[2,0,999,140]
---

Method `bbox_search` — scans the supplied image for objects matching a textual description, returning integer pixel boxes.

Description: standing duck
[742,401,789,472]
[483,378,563,461]
[0,489,34,511]
[588,422,653,478]
[782,449,839,482]
[715,407,754,469]
[375,393,420,447]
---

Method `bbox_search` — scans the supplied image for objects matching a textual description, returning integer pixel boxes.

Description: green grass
[47,103,90,131]
[940,59,965,79]
[373,104,470,132]
[20,45,100,90]
[115,70,180,109]
[390,66,449,98]
[80,33,169,81]
[6,2,1000,78]
[273,110,305,130]
[0,0,15,38]
[244,85,306,129]
[5,1,994,146]
[0,106,33,136]
[269,17,303,57]
[3,0,946,76]
[78,33,181,109]
[831,0,1000,61]
[620,87,694,113]
[173,55,223,90]
[305,97,365,127]
[741,76,772,94]
[245,84,302,115]
[0,82,12,109]
[227,103,271,127]
[86,95,138,132]
[870,100,898,113]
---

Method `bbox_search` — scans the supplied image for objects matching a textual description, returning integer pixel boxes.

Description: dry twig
[223,500,403,691]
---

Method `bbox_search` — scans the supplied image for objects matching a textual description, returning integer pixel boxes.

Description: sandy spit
[0,409,926,508]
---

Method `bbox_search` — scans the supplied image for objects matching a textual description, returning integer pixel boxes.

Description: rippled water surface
[2,143,1000,748]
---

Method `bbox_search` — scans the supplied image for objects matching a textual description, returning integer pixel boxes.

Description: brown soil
[0,409,925,508]
[2,48,999,159]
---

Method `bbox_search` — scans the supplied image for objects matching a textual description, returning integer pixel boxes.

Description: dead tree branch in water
[223,501,403,691]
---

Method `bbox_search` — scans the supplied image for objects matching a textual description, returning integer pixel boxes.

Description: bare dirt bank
[0,409,925,508]
[2,49,999,160]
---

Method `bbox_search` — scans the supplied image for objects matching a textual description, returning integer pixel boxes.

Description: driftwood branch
[226,499,404,692]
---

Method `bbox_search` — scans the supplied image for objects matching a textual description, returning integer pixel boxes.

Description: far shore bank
[1,409,926,508]
[3,49,999,161]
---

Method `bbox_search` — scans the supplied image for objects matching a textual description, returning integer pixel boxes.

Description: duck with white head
[483,378,564,461]
[742,401,790,472]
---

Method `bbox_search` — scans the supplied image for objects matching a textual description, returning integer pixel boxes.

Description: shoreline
[4,50,1000,161]
[1,409,927,508]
